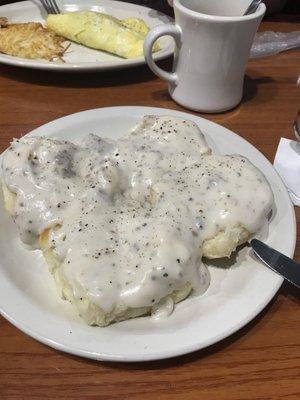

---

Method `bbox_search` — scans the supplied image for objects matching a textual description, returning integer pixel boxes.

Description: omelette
[47,11,160,59]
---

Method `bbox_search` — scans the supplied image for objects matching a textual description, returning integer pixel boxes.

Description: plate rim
[0,106,296,362]
[0,0,174,71]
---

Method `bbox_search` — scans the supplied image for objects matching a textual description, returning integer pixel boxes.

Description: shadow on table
[0,60,172,88]
[280,279,300,305]
[243,73,276,105]
[0,61,277,107]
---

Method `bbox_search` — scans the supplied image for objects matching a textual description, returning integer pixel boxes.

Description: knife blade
[251,239,300,288]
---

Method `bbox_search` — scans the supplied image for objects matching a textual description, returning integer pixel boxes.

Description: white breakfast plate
[0,0,174,71]
[0,106,296,362]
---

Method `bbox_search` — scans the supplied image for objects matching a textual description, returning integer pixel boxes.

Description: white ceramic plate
[0,0,174,71]
[0,106,296,362]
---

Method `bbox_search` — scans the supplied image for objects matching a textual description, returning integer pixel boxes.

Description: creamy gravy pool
[1,116,273,316]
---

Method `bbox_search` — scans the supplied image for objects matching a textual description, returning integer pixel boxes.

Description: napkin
[274,138,300,206]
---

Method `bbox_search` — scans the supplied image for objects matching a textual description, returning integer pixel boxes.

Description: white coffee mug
[144,0,266,113]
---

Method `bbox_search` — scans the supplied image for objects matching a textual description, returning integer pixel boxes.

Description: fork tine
[43,0,59,14]
[42,0,54,14]
[40,0,52,14]
[49,0,60,14]
[46,0,56,14]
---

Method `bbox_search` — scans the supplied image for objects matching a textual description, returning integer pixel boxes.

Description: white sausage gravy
[1,116,274,319]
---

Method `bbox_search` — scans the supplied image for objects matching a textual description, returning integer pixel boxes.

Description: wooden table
[0,20,299,400]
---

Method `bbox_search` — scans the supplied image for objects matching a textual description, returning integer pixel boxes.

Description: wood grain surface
[0,20,299,400]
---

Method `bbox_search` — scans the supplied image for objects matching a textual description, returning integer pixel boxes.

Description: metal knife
[251,239,300,288]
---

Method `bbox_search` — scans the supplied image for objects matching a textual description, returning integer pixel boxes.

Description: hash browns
[0,18,67,61]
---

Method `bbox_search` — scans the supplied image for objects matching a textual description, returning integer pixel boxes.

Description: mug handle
[144,24,182,84]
